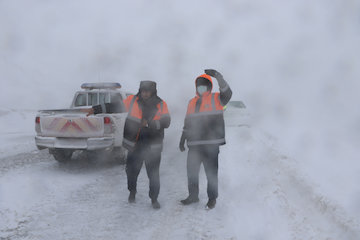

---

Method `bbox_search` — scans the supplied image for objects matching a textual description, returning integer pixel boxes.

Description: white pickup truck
[35,83,131,163]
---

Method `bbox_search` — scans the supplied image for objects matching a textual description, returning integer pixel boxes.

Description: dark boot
[180,196,199,205]
[206,199,216,209]
[151,199,161,209]
[128,191,136,203]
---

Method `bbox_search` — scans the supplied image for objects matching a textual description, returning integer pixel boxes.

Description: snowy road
[1,115,360,240]
[0,147,232,240]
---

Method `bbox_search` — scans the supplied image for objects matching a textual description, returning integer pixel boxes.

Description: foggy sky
[1,0,360,165]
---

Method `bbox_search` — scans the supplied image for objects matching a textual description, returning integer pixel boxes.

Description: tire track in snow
[0,151,125,240]
[142,153,217,240]
[0,151,52,240]
[147,151,235,240]
[253,130,360,240]
[2,122,358,239]
[0,150,49,175]
[26,163,128,240]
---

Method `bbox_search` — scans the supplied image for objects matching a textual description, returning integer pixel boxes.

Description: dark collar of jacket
[136,93,162,121]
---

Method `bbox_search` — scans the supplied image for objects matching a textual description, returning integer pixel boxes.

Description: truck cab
[71,83,132,109]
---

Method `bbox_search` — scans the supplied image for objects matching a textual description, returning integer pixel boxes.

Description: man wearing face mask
[179,69,232,209]
[87,81,171,209]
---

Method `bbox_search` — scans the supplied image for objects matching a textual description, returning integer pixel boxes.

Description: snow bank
[0,108,37,158]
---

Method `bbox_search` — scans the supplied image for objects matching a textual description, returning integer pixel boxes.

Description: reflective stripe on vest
[122,96,141,150]
[123,138,136,148]
[129,95,137,109]
[150,143,163,151]
[153,101,164,121]
[123,96,166,151]
[186,110,223,118]
[127,115,141,123]
[187,93,223,115]
[187,138,226,146]
[128,96,139,120]
[186,93,225,146]
[186,93,222,116]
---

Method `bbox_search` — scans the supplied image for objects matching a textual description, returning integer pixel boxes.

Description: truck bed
[38,112,105,138]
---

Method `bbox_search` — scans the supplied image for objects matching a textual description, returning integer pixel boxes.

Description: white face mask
[197,85,208,95]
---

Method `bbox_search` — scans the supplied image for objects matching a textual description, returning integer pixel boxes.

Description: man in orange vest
[88,81,170,209]
[122,81,170,209]
[179,69,232,209]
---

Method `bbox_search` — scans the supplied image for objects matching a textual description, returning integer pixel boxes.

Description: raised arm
[205,69,232,106]
[84,95,128,116]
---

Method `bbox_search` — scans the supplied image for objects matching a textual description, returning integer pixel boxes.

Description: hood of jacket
[195,74,213,97]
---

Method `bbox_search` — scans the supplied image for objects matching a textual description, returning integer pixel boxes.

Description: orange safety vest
[184,74,226,146]
[122,95,169,151]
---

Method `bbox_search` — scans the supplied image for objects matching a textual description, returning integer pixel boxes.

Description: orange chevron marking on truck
[60,120,84,133]
[84,118,98,131]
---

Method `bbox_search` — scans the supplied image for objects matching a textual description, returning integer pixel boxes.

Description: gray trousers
[126,144,161,200]
[187,145,219,200]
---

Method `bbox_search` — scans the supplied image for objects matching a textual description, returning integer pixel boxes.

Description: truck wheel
[49,149,73,163]
[112,147,127,164]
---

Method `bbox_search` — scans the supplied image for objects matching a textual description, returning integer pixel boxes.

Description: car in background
[224,100,250,128]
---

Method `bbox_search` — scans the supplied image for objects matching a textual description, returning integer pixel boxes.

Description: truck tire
[112,147,127,164]
[49,149,74,163]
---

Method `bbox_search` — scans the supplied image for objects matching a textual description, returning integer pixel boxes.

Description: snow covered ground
[1,108,359,239]
[0,109,360,240]
[0,109,37,158]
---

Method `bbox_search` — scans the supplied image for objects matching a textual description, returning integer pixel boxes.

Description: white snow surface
[1,0,360,239]
[0,109,37,158]
[1,110,359,239]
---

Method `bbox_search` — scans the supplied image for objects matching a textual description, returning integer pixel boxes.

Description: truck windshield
[99,93,109,105]
[75,94,87,106]
[74,93,99,107]
[88,93,98,106]
[74,92,125,110]
[108,93,126,113]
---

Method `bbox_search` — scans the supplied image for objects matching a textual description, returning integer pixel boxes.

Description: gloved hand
[149,120,160,130]
[179,143,185,152]
[81,108,94,116]
[141,119,149,128]
[179,132,186,152]
[205,69,223,79]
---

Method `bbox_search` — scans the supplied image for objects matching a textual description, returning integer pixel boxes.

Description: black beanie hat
[139,81,156,92]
